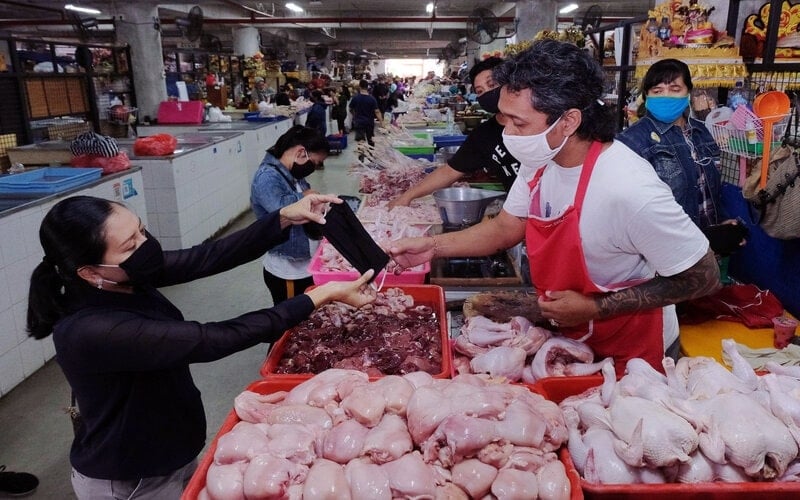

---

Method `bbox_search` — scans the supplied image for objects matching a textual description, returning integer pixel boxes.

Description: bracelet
[429,235,438,258]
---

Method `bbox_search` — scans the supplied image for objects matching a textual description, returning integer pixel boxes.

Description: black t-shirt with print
[448,115,520,191]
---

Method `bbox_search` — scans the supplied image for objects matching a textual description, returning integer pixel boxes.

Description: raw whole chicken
[530,337,595,380]
[205,369,571,500]
[469,346,528,381]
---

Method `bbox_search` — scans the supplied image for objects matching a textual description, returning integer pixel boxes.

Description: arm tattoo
[595,249,721,319]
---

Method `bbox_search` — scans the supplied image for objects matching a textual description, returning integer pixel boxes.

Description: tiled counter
[0,168,146,396]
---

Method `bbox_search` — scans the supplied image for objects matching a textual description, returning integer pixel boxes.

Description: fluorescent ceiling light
[426,3,434,14]
[559,3,579,14]
[65,4,102,15]
[285,2,303,13]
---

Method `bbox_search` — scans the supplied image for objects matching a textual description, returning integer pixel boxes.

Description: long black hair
[267,125,330,158]
[492,39,616,142]
[27,196,117,339]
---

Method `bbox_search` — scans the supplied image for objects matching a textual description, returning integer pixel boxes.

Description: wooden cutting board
[463,290,543,324]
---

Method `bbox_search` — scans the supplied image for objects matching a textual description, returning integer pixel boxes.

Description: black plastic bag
[320,201,389,283]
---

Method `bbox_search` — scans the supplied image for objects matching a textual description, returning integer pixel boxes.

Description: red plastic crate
[182,378,583,500]
[261,285,450,379]
[307,241,430,285]
[536,376,800,499]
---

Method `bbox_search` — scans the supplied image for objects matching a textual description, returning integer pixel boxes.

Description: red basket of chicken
[260,285,452,380]
[183,374,583,499]
[536,374,800,499]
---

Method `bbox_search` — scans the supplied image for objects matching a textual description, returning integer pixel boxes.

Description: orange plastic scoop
[753,91,791,188]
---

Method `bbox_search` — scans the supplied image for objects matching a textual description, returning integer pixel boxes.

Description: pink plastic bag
[133,134,177,156]
[71,151,131,174]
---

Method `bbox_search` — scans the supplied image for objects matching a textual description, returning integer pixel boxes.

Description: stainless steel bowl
[433,187,506,227]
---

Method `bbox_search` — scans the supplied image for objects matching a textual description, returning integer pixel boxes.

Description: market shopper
[304,90,328,137]
[251,125,329,304]
[249,76,269,105]
[388,40,721,374]
[274,85,291,106]
[332,86,351,134]
[616,58,746,254]
[26,194,376,500]
[387,57,520,209]
[349,79,383,147]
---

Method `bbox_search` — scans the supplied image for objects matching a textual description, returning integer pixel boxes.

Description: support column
[114,4,167,122]
[515,0,558,44]
[233,26,260,58]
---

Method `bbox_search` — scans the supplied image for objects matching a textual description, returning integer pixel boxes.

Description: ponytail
[26,260,66,339]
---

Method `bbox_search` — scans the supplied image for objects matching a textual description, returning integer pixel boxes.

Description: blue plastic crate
[433,134,466,149]
[244,112,282,122]
[0,167,103,194]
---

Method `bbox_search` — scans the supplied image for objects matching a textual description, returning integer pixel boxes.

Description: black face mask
[318,202,389,283]
[477,87,501,114]
[118,232,165,285]
[291,160,316,179]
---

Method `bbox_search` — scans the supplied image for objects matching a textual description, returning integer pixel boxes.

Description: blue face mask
[645,95,690,123]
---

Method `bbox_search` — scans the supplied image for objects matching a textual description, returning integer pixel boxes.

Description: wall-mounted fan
[577,4,603,34]
[175,5,203,42]
[466,7,500,44]
[442,40,466,61]
[69,12,99,42]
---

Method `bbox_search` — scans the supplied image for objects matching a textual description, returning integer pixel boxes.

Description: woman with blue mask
[617,59,745,254]
[388,41,721,376]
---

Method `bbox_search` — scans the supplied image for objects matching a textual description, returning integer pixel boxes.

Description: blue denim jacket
[250,153,312,260]
[617,113,726,226]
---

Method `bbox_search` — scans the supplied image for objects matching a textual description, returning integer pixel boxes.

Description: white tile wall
[0,169,145,396]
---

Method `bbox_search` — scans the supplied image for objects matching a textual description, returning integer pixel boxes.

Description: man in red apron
[388,40,720,375]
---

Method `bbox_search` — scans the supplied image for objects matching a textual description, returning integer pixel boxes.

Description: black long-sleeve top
[53,211,315,480]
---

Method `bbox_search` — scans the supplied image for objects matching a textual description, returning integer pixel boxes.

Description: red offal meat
[275,288,442,376]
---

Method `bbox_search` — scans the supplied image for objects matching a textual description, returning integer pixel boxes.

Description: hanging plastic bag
[133,134,178,156]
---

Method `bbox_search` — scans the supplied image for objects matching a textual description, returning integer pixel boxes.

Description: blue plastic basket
[405,153,435,161]
[0,167,102,194]
[433,134,466,149]
[244,112,282,122]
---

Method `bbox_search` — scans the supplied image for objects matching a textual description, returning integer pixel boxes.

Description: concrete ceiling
[0,1,654,59]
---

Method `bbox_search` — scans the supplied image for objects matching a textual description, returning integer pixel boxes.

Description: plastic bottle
[658,17,672,42]
[745,117,758,145]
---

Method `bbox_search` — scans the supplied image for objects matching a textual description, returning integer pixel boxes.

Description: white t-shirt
[504,141,709,348]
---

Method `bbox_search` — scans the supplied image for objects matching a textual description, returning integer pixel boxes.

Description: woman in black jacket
[26,194,376,499]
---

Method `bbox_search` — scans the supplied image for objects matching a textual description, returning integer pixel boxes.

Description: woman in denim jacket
[251,125,329,303]
[617,60,745,253]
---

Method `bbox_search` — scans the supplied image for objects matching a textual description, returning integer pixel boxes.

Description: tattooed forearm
[595,249,721,319]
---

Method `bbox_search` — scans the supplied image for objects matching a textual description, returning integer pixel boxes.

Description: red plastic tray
[260,285,450,379]
[307,240,429,285]
[182,378,583,500]
[536,376,800,499]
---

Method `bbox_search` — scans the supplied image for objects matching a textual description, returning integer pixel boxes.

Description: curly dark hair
[493,40,615,142]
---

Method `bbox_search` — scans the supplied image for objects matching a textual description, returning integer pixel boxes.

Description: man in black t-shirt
[388,57,519,208]
[349,79,384,147]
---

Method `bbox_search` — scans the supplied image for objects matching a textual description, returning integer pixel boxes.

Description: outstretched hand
[386,237,435,274]
[280,193,341,227]
[307,269,378,308]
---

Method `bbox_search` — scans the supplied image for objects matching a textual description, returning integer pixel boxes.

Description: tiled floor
[0,132,361,498]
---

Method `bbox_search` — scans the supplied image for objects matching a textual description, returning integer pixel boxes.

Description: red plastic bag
[679,284,784,329]
[133,134,177,156]
[71,151,131,174]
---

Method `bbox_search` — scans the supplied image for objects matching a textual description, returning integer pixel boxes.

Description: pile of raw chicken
[564,338,800,485]
[200,368,572,499]
[453,315,610,383]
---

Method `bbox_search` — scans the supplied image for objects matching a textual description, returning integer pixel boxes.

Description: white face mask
[502,116,567,168]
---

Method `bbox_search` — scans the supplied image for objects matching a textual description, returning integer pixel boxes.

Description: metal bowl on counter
[433,187,506,227]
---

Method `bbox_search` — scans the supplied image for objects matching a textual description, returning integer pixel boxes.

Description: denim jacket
[250,152,312,260]
[617,113,726,226]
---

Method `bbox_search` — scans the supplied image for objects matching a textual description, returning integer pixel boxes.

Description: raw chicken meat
[676,450,751,483]
[450,458,498,498]
[361,413,413,464]
[213,422,270,465]
[530,337,595,380]
[491,468,539,499]
[205,462,247,500]
[265,423,319,465]
[534,459,571,500]
[381,451,438,498]
[322,420,370,464]
[302,459,351,500]
[469,346,528,381]
[344,458,392,500]
[242,454,308,499]
[234,390,287,423]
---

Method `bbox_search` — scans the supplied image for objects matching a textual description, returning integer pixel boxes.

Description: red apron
[526,141,665,377]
